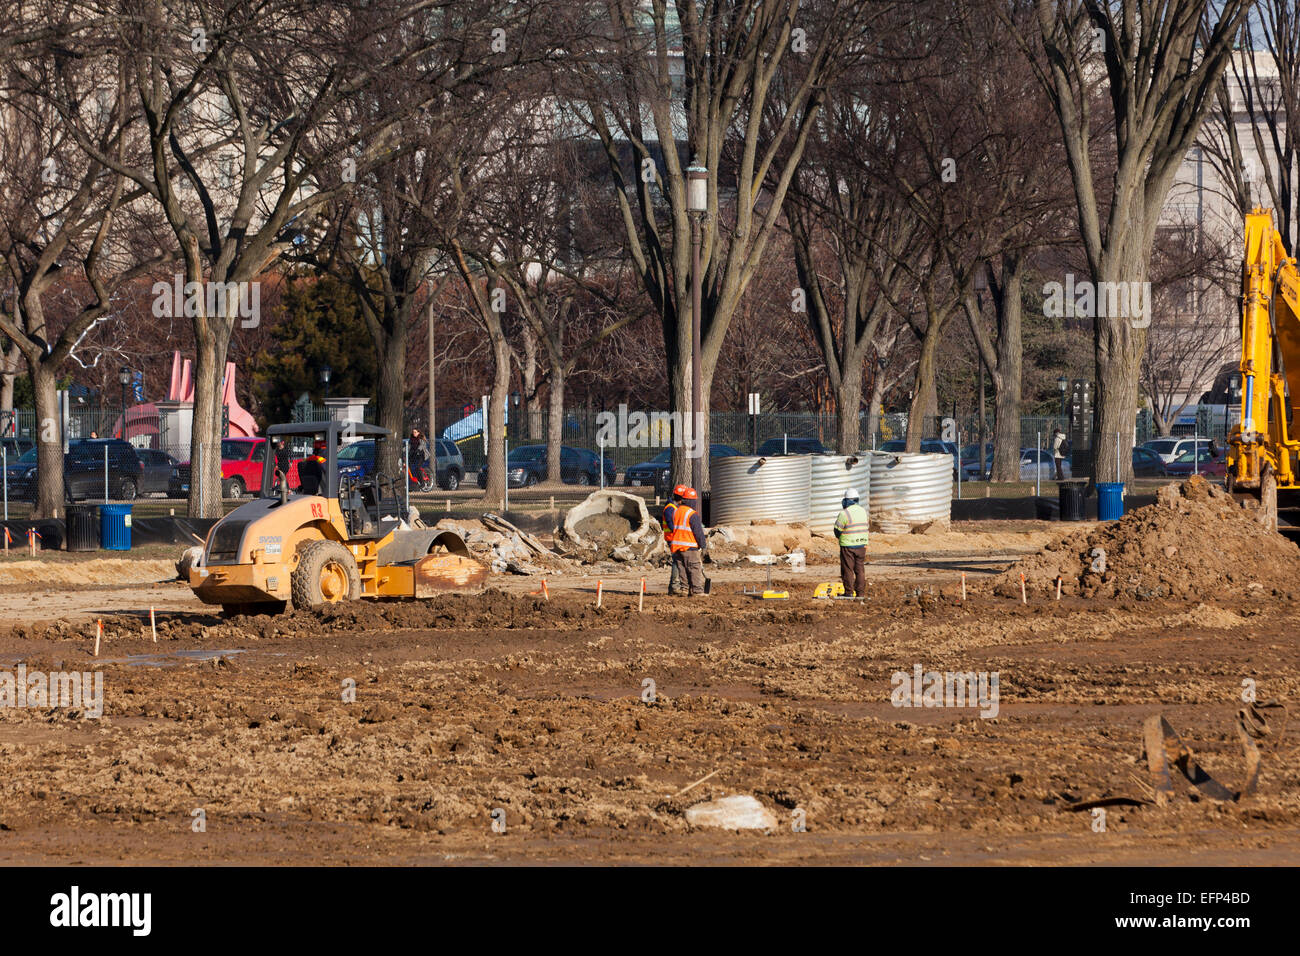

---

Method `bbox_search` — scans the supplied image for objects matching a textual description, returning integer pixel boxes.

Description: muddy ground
[0,521,1297,865]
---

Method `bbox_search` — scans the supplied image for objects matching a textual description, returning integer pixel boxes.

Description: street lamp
[686,156,708,491]
[1057,376,1068,420]
[320,364,332,404]
[118,367,132,410]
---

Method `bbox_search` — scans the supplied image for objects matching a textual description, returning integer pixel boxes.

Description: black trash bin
[1058,480,1088,522]
[66,504,100,551]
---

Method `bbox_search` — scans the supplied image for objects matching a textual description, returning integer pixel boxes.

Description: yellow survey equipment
[813,581,845,599]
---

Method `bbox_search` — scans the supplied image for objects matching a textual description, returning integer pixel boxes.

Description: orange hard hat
[673,484,698,500]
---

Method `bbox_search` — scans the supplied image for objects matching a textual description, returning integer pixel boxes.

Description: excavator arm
[1229,208,1300,502]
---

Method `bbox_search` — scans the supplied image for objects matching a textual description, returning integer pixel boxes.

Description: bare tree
[42,0,437,516]
[1017,0,1252,483]
[563,0,886,488]
[0,34,169,515]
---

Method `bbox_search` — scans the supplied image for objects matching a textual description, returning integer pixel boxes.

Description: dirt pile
[996,475,1300,600]
[573,512,635,560]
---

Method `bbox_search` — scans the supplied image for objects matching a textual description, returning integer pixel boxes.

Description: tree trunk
[991,266,1023,483]
[866,369,886,449]
[188,331,228,519]
[906,317,943,451]
[483,332,510,504]
[0,341,19,418]
[33,363,62,519]
[426,300,436,439]
[375,319,406,478]
[990,368,1021,482]
[1093,310,1145,486]
[546,365,565,484]
[834,359,865,454]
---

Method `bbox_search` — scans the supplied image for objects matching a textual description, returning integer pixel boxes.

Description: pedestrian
[660,495,683,595]
[1051,427,1067,481]
[833,487,870,598]
[410,428,431,483]
[668,484,707,597]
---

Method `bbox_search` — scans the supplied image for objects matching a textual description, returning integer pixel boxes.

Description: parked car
[757,436,828,456]
[135,447,178,496]
[432,439,465,490]
[1142,436,1212,465]
[0,436,34,463]
[1018,447,1071,481]
[1131,445,1168,477]
[624,444,741,487]
[1162,446,1227,478]
[477,444,618,488]
[337,438,466,491]
[6,439,145,501]
[962,450,995,481]
[2,446,37,499]
[879,438,961,478]
[169,437,269,498]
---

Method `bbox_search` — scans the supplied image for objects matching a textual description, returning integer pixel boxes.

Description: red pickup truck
[169,437,298,498]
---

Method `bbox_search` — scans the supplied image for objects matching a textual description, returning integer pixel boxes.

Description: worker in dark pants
[833,487,869,597]
[669,484,707,596]
[661,496,683,594]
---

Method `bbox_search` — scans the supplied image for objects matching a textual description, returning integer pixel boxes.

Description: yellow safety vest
[834,503,870,547]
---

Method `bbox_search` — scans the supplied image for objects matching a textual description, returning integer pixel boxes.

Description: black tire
[291,540,361,610]
[222,477,245,499]
[524,472,539,487]
[441,470,460,491]
[117,478,137,501]
[576,472,591,486]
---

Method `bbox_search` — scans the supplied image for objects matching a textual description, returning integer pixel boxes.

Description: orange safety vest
[670,504,699,552]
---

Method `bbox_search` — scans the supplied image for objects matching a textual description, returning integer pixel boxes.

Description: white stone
[684,794,777,831]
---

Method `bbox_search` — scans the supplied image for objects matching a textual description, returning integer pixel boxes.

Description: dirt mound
[0,558,176,588]
[573,512,635,560]
[996,476,1300,600]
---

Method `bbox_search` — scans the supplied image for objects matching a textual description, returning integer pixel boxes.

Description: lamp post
[1057,375,1068,420]
[118,367,132,410]
[320,365,332,405]
[686,157,708,492]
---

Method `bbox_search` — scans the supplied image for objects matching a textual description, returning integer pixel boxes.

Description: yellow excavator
[1228,208,1300,528]
[189,421,486,614]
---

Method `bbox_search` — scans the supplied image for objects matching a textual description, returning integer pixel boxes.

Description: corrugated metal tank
[869,452,952,533]
[808,454,872,534]
[710,454,812,525]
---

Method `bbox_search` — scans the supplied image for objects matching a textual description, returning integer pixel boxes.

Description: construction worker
[833,487,869,597]
[669,484,707,596]
[661,495,684,595]
[298,439,328,495]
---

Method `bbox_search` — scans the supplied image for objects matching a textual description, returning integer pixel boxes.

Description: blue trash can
[1097,482,1125,521]
[99,504,133,550]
